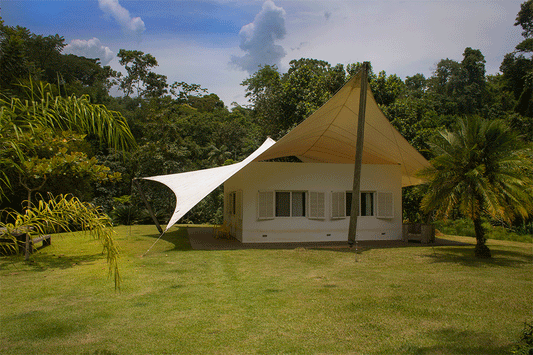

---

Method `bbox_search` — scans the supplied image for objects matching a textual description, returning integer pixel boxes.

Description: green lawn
[1,225,532,355]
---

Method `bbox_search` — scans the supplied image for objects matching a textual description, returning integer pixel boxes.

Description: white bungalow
[224,162,401,242]
[141,70,430,243]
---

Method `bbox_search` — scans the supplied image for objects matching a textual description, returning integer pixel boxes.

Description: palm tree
[420,116,533,258]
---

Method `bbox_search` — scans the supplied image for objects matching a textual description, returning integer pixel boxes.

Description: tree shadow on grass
[426,246,532,268]
[0,252,103,272]
[143,228,193,252]
[398,327,511,355]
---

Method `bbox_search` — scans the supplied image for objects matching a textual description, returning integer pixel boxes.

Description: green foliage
[0,193,120,288]
[512,321,533,355]
[0,20,118,101]
[1,81,136,152]
[420,116,533,257]
[110,204,142,225]
[516,0,533,39]
[434,218,477,238]
[0,19,64,93]
[434,218,532,243]
[0,81,135,206]
[242,60,349,137]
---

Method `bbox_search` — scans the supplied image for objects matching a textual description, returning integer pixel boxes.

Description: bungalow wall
[223,162,402,243]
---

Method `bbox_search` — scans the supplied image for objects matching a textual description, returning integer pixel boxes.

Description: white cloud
[98,0,145,37]
[63,37,115,65]
[280,1,523,79]
[230,0,287,73]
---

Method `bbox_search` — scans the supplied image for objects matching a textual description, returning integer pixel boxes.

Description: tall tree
[117,49,167,98]
[422,47,488,118]
[461,47,487,112]
[241,64,283,136]
[500,0,533,117]
[242,59,348,137]
[0,20,65,93]
[420,116,533,258]
[0,20,118,101]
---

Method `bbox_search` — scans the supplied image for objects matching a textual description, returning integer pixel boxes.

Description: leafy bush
[434,218,533,243]
[110,205,143,225]
[434,219,476,238]
[512,321,533,355]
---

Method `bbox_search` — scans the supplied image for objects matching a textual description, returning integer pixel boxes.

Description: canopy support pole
[133,179,163,234]
[348,62,370,250]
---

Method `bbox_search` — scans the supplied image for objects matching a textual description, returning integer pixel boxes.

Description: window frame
[345,191,375,217]
[275,190,307,218]
[343,191,393,219]
[257,190,309,219]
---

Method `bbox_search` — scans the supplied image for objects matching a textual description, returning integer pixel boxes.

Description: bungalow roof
[253,71,430,187]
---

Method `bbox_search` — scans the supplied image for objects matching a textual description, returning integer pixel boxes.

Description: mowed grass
[0,225,531,355]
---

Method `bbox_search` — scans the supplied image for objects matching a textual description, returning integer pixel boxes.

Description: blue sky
[0,0,525,106]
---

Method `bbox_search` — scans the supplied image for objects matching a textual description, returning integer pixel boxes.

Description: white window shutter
[258,191,274,220]
[376,191,394,219]
[308,191,325,219]
[226,192,233,216]
[236,190,243,227]
[331,191,346,219]
[317,192,325,219]
[236,190,243,216]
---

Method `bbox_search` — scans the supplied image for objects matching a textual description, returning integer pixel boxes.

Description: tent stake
[348,62,370,259]
[133,179,164,234]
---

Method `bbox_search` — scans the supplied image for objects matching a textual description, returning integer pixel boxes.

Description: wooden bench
[402,223,435,244]
[0,229,51,254]
[0,228,27,255]
[30,235,51,252]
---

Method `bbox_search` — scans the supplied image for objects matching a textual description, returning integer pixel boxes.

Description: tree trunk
[473,217,491,258]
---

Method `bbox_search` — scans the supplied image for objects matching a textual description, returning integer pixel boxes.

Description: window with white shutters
[258,191,308,219]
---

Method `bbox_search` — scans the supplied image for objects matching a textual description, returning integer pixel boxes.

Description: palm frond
[420,116,533,223]
[0,193,120,288]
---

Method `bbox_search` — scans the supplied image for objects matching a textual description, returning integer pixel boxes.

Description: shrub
[512,321,533,355]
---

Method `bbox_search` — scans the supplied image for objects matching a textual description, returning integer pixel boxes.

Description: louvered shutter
[258,191,274,219]
[376,191,394,219]
[331,191,346,219]
[236,190,243,227]
[308,191,325,219]
[226,192,233,217]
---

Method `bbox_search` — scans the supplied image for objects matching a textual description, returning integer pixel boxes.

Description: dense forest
[1,1,532,236]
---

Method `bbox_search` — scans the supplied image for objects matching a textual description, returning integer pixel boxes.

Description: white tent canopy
[143,138,276,231]
[141,70,430,231]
